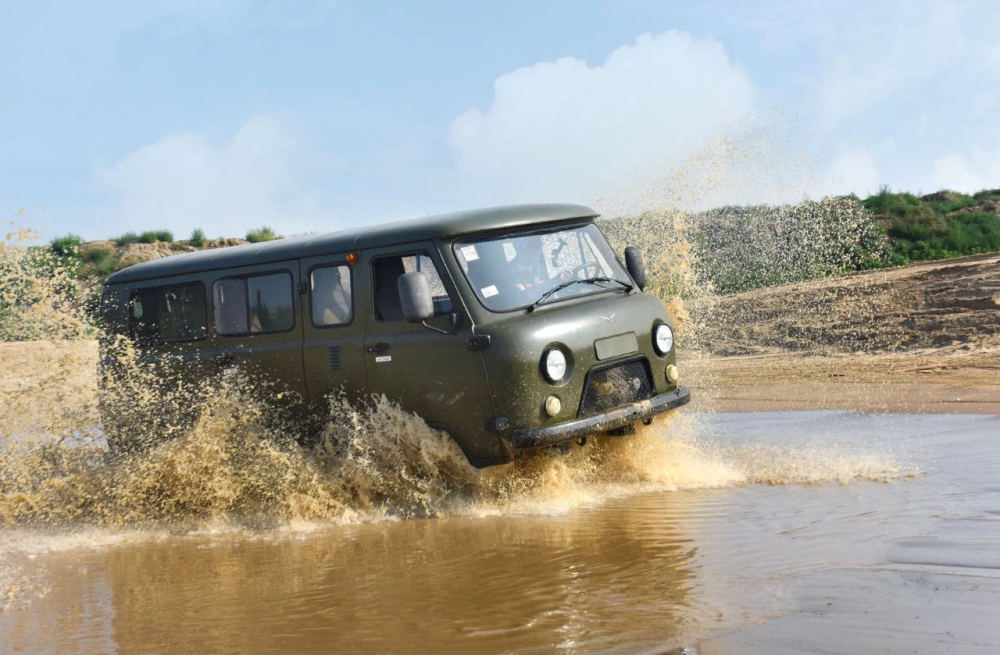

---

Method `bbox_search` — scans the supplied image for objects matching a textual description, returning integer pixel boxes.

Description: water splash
[0,216,906,543]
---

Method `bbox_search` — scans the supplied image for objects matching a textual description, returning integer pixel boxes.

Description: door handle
[366,342,391,354]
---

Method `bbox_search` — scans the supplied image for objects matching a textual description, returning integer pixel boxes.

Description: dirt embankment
[686,253,1000,413]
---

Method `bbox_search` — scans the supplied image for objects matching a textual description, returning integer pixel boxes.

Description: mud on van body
[99,204,690,467]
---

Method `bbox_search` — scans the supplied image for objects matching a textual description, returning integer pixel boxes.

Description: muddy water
[3,411,998,654]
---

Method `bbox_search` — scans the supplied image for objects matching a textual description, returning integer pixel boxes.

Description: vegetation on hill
[602,197,890,298]
[603,187,999,298]
[246,226,280,243]
[113,230,174,247]
[25,185,1000,300]
[859,187,1000,264]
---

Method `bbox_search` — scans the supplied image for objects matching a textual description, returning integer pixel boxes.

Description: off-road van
[99,204,690,467]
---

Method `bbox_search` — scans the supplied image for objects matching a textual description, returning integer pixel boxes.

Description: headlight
[542,348,568,383]
[654,323,674,355]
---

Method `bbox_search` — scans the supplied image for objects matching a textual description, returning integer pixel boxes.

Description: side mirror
[397,272,435,323]
[624,246,647,291]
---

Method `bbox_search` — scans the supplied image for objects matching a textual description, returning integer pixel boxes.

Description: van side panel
[203,259,306,400]
[299,253,368,408]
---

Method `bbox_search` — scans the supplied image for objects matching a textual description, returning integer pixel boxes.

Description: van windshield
[453,224,631,311]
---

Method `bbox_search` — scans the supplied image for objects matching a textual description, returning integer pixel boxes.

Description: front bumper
[509,386,691,448]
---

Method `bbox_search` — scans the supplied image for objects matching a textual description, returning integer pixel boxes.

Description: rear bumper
[509,386,691,448]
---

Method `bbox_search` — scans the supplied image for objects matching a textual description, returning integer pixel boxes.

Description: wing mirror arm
[421,312,458,335]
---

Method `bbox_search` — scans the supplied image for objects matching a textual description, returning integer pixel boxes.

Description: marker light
[666,364,679,383]
[654,324,674,355]
[542,348,568,383]
[545,395,562,417]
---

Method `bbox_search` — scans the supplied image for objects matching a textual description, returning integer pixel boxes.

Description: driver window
[373,253,453,321]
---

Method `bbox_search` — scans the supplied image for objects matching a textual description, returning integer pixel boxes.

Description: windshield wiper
[526,277,633,313]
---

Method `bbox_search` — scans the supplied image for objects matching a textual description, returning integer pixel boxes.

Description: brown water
[4,411,998,654]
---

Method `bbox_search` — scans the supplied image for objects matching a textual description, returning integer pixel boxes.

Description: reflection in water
[4,493,705,654]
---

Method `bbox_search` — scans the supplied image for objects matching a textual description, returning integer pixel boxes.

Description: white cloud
[931,148,1000,193]
[447,31,754,210]
[97,116,323,238]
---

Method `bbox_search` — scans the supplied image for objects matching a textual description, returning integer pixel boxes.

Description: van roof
[106,203,599,285]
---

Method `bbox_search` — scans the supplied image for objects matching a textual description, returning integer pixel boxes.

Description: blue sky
[3,0,999,240]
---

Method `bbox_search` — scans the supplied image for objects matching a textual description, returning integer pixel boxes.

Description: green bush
[114,232,140,246]
[50,234,83,257]
[189,228,206,247]
[138,230,173,244]
[82,246,119,277]
[246,226,280,243]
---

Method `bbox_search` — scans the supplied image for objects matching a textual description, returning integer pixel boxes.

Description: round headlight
[654,323,674,355]
[542,348,568,383]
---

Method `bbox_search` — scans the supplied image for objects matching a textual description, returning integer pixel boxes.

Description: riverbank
[686,350,1000,414]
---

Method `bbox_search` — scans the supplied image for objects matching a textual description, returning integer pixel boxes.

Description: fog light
[545,395,562,417]
[666,364,679,383]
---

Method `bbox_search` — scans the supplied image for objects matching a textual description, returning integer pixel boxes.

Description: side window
[310,265,352,327]
[249,273,294,333]
[372,253,453,321]
[213,271,294,335]
[213,279,247,335]
[130,283,207,344]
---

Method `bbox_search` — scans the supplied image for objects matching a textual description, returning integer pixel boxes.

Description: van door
[361,244,501,464]
[208,259,305,400]
[299,253,367,410]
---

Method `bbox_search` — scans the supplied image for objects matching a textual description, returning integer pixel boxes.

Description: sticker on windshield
[481,284,499,298]
[502,242,517,262]
[460,245,479,262]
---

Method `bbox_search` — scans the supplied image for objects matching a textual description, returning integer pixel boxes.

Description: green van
[99,204,690,467]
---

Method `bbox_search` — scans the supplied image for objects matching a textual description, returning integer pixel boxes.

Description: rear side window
[213,271,294,335]
[130,283,207,344]
[310,265,352,326]
[372,254,452,321]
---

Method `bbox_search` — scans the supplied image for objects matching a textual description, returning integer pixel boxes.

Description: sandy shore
[683,251,1000,414]
[686,350,1000,414]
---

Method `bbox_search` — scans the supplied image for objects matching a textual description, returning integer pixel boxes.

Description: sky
[2,0,999,240]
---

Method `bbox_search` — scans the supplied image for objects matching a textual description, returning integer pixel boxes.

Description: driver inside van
[508,239,547,295]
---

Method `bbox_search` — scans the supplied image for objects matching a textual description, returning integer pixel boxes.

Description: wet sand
[3,411,998,654]
[687,351,1000,414]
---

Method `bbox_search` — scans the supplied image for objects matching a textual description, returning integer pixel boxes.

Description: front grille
[578,357,655,417]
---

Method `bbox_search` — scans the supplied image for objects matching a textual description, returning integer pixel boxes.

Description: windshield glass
[453,223,631,311]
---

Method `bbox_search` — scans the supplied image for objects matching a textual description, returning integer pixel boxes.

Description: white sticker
[460,245,479,262]
[502,242,517,262]
[375,355,392,363]
[481,285,499,298]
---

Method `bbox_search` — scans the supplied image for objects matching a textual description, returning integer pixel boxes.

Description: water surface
[2,411,998,654]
